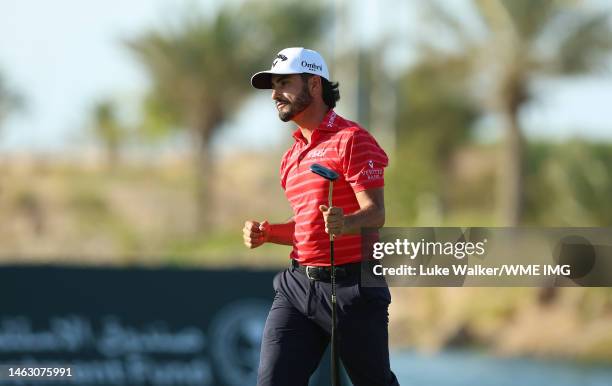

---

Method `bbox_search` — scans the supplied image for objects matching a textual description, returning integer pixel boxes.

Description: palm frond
[474,0,516,39]
[499,0,561,42]
[421,0,476,52]
[555,11,612,74]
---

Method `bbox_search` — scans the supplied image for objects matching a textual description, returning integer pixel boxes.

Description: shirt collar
[291,109,340,143]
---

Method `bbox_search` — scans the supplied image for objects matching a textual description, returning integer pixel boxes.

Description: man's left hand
[319,205,344,236]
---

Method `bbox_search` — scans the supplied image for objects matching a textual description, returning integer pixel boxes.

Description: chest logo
[308,149,327,158]
[327,112,337,127]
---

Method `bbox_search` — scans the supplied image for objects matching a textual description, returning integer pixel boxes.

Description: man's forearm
[268,220,295,245]
[342,206,385,235]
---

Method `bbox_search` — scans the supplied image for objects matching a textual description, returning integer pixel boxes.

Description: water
[390,350,612,386]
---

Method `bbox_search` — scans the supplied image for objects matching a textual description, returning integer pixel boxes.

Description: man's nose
[271,88,280,100]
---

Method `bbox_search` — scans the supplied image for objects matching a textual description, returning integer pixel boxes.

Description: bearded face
[272,76,313,122]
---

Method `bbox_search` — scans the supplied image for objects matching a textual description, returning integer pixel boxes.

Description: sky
[0,0,611,155]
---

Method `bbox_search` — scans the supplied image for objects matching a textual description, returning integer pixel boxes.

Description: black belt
[291,259,361,281]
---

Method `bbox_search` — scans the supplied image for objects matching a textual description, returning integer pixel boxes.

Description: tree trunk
[191,126,213,232]
[438,156,453,218]
[106,140,120,171]
[497,108,524,226]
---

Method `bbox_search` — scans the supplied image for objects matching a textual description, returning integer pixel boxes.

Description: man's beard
[277,85,313,122]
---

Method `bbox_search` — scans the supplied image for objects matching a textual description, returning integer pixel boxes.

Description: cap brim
[250,70,302,89]
[250,71,273,89]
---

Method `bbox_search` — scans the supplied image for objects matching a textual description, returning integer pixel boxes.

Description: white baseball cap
[251,47,330,89]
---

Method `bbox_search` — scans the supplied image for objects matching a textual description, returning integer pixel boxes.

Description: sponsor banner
[361,228,612,287]
[0,266,335,385]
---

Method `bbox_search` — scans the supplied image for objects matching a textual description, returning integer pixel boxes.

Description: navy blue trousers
[256,264,400,386]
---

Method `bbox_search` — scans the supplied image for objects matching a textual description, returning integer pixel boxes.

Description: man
[243,47,399,386]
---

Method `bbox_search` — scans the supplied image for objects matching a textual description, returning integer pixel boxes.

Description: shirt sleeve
[340,129,389,193]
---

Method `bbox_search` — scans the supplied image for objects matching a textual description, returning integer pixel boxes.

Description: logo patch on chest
[308,149,327,158]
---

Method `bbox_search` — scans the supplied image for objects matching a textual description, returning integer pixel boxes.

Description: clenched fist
[319,205,344,237]
[243,220,270,249]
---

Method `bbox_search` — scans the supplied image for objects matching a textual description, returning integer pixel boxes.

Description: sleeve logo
[361,160,383,180]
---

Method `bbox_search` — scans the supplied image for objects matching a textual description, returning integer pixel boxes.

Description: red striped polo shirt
[280,109,389,266]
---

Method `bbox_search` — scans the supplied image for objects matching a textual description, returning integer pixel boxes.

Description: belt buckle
[306,266,317,280]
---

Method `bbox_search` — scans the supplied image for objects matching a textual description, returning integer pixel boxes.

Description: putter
[309,163,341,386]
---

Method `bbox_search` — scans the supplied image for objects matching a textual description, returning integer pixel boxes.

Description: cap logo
[272,54,288,68]
[301,60,322,72]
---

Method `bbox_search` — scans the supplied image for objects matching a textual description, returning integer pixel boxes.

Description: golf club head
[310,163,339,181]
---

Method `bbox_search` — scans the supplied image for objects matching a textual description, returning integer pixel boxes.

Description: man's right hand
[243,220,270,249]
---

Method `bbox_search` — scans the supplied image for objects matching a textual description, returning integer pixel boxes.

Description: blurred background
[1,0,612,384]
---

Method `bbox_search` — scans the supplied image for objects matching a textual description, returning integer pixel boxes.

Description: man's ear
[309,76,322,97]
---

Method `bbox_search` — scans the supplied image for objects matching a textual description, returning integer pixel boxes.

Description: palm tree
[90,100,124,168]
[0,73,23,133]
[394,53,479,219]
[422,0,612,225]
[126,1,326,230]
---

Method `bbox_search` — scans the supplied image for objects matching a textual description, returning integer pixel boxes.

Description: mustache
[274,97,290,104]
